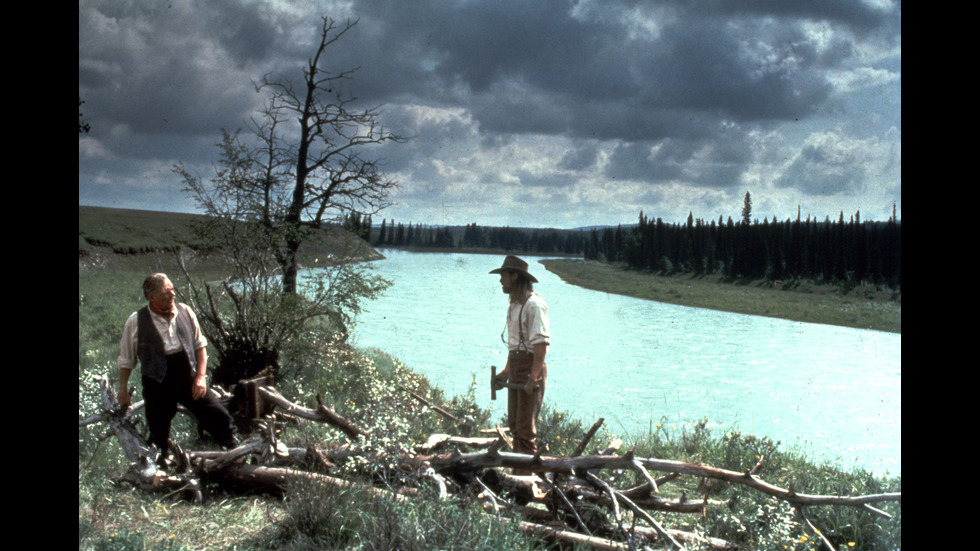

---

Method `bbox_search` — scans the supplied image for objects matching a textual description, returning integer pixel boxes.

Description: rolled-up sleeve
[183,304,208,351]
[526,296,551,347]
[117,312,139,371]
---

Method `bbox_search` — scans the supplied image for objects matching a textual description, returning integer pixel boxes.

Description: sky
[79,0,901,229]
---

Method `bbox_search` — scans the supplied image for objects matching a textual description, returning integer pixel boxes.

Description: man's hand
[493,364,510,391]
[191,374,208,400]
[118,386,132,408]
[492,372,508,391]
[192,347,208,400]
[523,378,538,396]
[118,368,133,409]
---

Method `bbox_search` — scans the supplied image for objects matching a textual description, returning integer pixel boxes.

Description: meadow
[540,259,900,334]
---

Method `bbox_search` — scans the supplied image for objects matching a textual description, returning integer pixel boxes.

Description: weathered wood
[412,449,901,515]
[192,445,335,470]
[90,376,156,465]
[507,517,633,551]
[243,372,276,420]
[208,464,410,501]
[586,472,684,550]
[256,386,364,440]
[414,433,500,453]
[571,417,604,457]
[83,371,899,551]
[577,477,723,514]
[481,497,737,551]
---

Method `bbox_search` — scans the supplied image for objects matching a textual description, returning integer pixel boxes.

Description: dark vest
[136,305,197,382]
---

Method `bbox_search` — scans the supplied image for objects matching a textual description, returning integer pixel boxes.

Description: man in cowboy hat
[490,255,550,456]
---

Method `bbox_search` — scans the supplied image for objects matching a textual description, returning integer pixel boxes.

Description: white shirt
[506,292,550,352]
[117,303,207,371]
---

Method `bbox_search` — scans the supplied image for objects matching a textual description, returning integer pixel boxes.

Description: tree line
[372,218,457,249]
[370,219,588,255]
[352,201,901,291]
[586,207,901,289]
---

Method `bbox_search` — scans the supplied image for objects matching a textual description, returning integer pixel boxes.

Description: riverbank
[541,258,901,334]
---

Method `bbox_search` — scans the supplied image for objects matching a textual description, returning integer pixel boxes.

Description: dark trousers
[142,352,235,452]
[507,352,546,455]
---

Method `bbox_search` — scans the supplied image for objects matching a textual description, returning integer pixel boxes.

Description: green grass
[79,207,900,550]
[79,205,208,254]
[541,258,901,333]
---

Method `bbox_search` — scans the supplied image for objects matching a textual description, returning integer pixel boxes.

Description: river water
[342,249,900,475]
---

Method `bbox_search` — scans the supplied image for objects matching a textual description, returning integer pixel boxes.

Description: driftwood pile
[80,375,900,551]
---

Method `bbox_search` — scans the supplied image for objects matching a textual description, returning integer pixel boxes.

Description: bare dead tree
[172,16,399,387]
[251,16,405,295]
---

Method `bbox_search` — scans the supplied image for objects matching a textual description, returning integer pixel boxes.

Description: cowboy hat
[489,255,538,283]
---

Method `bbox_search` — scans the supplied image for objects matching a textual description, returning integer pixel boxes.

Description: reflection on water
[334,249,900,474]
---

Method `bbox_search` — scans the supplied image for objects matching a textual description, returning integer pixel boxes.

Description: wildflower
[848,544,855,548]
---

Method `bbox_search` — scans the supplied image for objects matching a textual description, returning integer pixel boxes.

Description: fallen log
[207,464,411,501]
[508,517,634,551]
[83,372,899,551]
[411,448,901,517]
[256,386,364,440]
[585,471,683,549]
[414,433,500,453]
[476,484,737,550]
[89,376,155,465]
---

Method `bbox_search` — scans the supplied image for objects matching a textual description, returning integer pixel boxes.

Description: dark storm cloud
[348,0,896,139]
[685,0,894,31]
[340,0,899,219]
[558,143,600,172]
[79,0,900,224]
[79,1,265,143]
[79,0,897,145]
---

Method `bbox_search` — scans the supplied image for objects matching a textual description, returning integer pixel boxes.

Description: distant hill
[79,205,210,254]
[78,205,382,266]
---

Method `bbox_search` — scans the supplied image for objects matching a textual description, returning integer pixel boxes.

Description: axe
[491,365,542,400]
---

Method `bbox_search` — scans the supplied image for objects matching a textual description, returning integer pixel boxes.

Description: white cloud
[774,130,899,198]
[827,67,900,93]
[79,136,114,160]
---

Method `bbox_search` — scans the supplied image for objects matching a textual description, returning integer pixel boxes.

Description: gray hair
[142,273,170,298]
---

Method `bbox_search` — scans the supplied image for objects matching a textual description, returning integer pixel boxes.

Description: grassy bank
[79,207,900,550]
[541,258,901,334]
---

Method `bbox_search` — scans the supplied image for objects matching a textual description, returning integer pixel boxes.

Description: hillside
[78,205,383,272]
[79,206,208,253]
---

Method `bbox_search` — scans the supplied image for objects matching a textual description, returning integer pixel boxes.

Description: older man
[118,273,237,463]
[490,255,550,456]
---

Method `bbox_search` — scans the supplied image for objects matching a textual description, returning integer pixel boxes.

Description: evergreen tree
[377,219,387,246]
[741,191,753,226]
